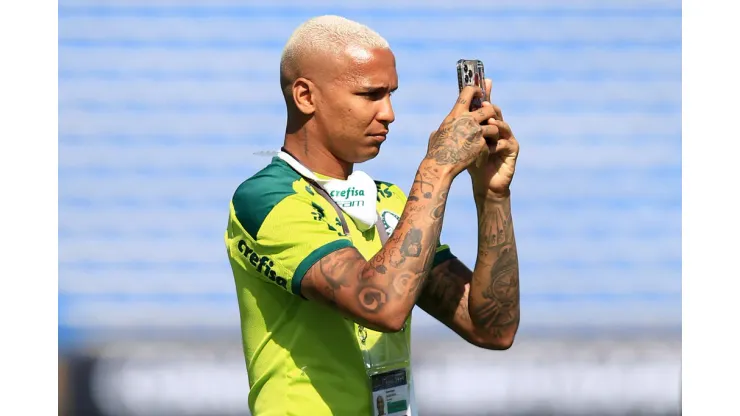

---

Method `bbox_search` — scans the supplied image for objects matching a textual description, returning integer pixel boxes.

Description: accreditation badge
[371,368,411,416]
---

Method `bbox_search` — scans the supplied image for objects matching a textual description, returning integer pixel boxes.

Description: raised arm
[300,86,498,332]
[418,82,521,349]
[301,160,452,332]
[417,194,519,350]
[468,193,520,344]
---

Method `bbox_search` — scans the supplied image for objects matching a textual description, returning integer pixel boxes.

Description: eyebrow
[359,85,398,92]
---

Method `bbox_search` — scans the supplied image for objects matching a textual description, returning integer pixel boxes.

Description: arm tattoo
[431,190,448,220]
[418,259,471,324]
[409,170,435,201]
[419,198,520,345]
[312,248,365,306]
[472,245,519,332]
[306,248,391,315]
[469,197,520,338]
[302,162,453,329]
[426,117,482,167]
[400,229,423,258]
[357,284,388,313]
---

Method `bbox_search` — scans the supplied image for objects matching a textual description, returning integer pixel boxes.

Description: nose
[376,94,395,125]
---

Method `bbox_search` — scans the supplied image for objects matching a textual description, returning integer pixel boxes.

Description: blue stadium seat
[59,0,681,347]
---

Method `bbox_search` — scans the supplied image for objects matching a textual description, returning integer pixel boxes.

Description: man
[225,15,520,416]
[377,395,386,416]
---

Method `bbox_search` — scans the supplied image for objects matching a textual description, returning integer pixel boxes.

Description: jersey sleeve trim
[433,244,457,268]
[292,239,355,296]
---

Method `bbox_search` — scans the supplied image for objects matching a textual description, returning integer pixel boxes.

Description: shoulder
[231,157,307,238]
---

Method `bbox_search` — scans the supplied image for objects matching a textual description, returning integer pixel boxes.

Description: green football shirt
[225,157,455,415]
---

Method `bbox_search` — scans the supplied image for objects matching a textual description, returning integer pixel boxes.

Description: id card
[371,368,410,416]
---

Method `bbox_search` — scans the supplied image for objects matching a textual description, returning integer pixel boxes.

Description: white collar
[278,151,379,231]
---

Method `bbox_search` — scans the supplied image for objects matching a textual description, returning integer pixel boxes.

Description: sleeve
[433,242,457,268]
[228,192,354,297]
[383,183,457,268]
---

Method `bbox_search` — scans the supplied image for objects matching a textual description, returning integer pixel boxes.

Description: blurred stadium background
[58,0,681,415]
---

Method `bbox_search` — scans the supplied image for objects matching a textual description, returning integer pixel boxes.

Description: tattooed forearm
[471,245,519,333]
[400,229,423,258]
[302,160,454,332]
[372,162,451,306]
[419,259,471,323]
[409,170,435,201]
[431,190,448,220]
[469,194,520,341]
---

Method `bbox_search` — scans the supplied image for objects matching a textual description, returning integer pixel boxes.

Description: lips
[368,131,388,140]
[368,133,387,142]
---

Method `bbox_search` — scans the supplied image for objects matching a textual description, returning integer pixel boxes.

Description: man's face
[313,46,398,165]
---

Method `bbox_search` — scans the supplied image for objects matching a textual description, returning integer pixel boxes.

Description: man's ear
[293,77,316,115]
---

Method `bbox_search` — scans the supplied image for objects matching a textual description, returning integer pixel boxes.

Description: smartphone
[457,59,490,167]
[456,59,486,110]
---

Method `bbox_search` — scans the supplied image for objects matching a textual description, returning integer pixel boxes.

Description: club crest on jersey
[380,210,401,236]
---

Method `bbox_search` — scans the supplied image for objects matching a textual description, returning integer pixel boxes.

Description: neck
[283,127,353,180]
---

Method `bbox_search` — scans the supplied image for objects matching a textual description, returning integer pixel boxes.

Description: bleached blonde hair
[279,15,391,95]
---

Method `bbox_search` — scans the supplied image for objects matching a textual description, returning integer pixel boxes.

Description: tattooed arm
[301,160,452,332]
[419,81,521,349]
[300,85,498,333]
[417,193,520,349]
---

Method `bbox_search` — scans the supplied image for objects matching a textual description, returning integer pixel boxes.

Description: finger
[490,119,512,138]
[495,137,518,154]
[484,78,492,103]
[471,105,498,124]
[479,101,497,124]
[492,104,504,121]
[482,104,504,121]
[450,85,484,116]
[481,102,505,124]
[480,101,494,112]
[479,124,500,140]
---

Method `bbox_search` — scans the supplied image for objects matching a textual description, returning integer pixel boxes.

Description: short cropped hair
[280,15,390,94]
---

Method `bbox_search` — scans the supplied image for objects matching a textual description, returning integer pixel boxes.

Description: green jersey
[225,157,455,415]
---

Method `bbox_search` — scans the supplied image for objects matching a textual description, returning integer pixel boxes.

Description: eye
[360,91,382,99]
[358,89,394,100]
